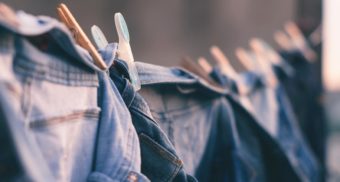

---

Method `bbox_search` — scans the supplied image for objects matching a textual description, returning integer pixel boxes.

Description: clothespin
[248,38,278,88]
[236,47,267,76]
[91,25,109,50]
[235,47,256,71]
[197,57,213,73]
[0,3,19,28]
[284,22,317,62]
[209,46,252,95]
[274,30,295,51]
[284,22,307,47]
[90,14,141,91]
[56,3,107,70]
[309,24,322,47]
[114,12,141,91]
[249,38,282,65]
[209,46,238,79]
[180,56,219,87]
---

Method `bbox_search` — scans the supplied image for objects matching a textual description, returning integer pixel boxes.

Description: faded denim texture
[211,66,320,182]
[108,59,196,182]
[0,11,146,182]
[129,61,267,181]
[278,50,326,180]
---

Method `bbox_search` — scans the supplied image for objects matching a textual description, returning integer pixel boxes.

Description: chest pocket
[20,76,100,182]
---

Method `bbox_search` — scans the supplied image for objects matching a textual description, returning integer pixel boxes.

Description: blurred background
[2,0,321,67]
[3,0,339,181]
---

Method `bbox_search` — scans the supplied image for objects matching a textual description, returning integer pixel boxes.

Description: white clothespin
[91,25,109,50]
[115,13,141,91]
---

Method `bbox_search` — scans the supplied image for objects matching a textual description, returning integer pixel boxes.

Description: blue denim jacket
[210,68,302,182]
[225,96,301,182]
[276,84,320,182]
[211,68,280,136]
[136,62,227,173]
[0,82,53,181]
[91,69,149,182]
[133,61,271,182]
[211,66,320,182]
[106,57,196,181]
[278,50,326,178]
[0,11,146,182]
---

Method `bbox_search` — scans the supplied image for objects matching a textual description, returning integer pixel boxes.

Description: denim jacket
[110,60,196,182]
[135,61,269,182]
[0,11,146,182]
[210,66,320,182]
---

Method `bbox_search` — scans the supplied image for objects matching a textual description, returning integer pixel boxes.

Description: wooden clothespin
[209,46,252,95]
[284,22,306,45]
[197,57,213,73]
[210,46,239,79]
[0,3,19,28]
[309,24,322,47]
[249,38,282,65]
[238,48,273,80]
[284,22,317,62]
[56,3,107,70]
[180,56,220,87]
[248,38,278,88]
[274,30,295,51]
[235,47,256,71]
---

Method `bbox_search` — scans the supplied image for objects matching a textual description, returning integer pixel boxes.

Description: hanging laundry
[100,43,196,182]
[0,8,147,182]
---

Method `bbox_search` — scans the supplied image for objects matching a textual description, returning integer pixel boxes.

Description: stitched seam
[16,58,96,75]
[149,100,213,115]
[15,65,98,87]
[164,164,182,182]
[29,109,100,128]
[15,63,97,80]
[14,59,98,86]
[139,133,181,165]
[140,134,182,182]
[129,108,157,125]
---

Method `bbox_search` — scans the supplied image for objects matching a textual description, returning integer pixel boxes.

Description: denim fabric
[210,68,255,114]
[108,59,196,182]
[90,71,149,182]
[0,11,145,182]
[278,50,326,176]
[133,62,270,182]
[136,62,228,175]
[224,97,268,182]
[210,68,316,182]
[0,30,99,182]
[0,83,54,181]
[276,85,320,182]
[210,68,239,94]
[240,69,320,182]
[225,96,301,182]
[211,68,279,136]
